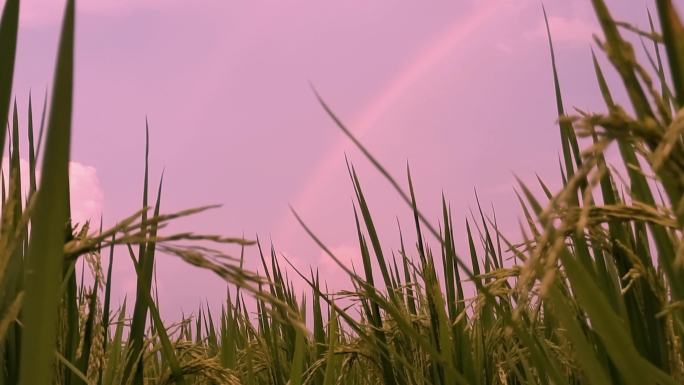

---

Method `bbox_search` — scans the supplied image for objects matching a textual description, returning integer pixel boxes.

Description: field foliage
[1,1,684,384]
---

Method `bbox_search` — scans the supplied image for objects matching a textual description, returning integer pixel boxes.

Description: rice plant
[1,0,684,384]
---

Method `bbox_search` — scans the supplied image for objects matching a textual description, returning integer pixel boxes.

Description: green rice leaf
[19,1,75,384]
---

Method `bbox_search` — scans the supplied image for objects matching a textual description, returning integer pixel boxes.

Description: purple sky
[10,0,669,317]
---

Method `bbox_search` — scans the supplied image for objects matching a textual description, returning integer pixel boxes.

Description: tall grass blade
[656,0,684,107]
[0,0,19,155]
[19,1,75,384]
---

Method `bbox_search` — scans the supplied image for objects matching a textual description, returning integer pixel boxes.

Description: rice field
[1,0,684,384]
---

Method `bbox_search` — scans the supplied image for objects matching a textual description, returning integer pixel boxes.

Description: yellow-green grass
[1,0,684,384]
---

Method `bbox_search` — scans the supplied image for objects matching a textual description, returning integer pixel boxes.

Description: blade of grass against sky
[125,122,154,385]
[19,0,75,384]
[0,1,682,384]
[6,0,650,316]
[657,0,684,107]
[0,0,18,158]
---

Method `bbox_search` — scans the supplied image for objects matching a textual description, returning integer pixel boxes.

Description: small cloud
[526,15,596,45]
[69,161,104,225]
[1,157,104,226]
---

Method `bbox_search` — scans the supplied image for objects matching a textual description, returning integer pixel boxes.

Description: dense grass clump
[2,0,684,384]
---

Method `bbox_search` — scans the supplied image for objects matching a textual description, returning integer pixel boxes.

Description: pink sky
[10,0,664,317]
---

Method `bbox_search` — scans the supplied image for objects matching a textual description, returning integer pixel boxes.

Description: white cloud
[1,156,104,226]
[68,161,104,225]
[526,15,596,45]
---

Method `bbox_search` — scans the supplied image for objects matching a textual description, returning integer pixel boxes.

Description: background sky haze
[8,0,670,317]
